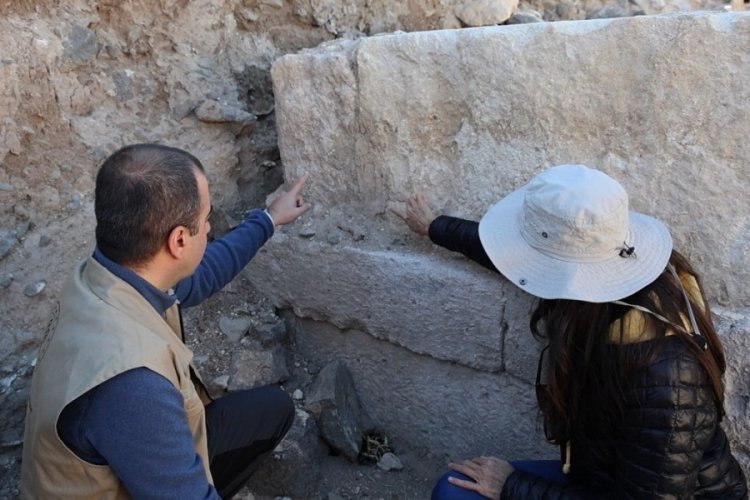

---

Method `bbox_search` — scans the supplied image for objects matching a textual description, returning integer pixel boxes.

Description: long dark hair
[530,250,725,443]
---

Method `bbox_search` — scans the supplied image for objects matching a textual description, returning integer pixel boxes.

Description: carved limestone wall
[253,11,750,469]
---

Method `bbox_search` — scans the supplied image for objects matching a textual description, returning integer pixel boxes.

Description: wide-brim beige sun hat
[478,164,673,303]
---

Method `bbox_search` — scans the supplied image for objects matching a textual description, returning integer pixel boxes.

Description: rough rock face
[0,0,745,497]
[271,11,750,308]
[258,10,750,473]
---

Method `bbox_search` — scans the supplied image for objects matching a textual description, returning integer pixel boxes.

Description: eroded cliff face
[0,0,744,497]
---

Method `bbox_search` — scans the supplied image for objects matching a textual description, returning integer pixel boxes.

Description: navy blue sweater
[56,210,274,499]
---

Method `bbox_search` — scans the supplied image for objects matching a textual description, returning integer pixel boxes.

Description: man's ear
[166,225,189,259]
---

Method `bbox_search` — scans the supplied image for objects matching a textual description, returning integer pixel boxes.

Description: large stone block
[715,308,750,470]
[261,10,750,466]
[285,313,553,460]
[250,232,521,374]
[272,11,750,307]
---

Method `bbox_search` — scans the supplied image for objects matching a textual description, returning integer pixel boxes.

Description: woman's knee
[432,471,485,500]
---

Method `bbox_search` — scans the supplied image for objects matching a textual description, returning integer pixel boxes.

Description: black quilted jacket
[429,215,748,500]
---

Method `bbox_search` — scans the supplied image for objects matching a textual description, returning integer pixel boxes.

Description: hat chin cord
[612,264,707,350]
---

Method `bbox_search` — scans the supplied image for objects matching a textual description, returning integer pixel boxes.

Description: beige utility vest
[21,257,212,499]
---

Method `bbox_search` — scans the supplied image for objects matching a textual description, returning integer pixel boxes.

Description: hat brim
[478,186,673,303]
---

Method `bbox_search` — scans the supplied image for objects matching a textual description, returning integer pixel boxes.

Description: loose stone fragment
[298,228,316,238]
[24,281,46,297]
[377,452,404,471]
[0,274,13,288]
[455,0,518,26]
[219,315,253,343]
[0,231,18,260]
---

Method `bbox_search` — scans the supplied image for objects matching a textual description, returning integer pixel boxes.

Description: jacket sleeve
[502,340,724,500]
[428,215,497,272]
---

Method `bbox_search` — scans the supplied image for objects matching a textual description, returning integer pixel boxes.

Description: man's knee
[260,386,294,437]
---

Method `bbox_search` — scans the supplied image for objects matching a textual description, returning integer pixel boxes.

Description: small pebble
[240,8,259,22]
[377,452,404,471]
[326,232,341,245]
[39,235,52,247]
[292,389,304,400]
[68,194,82,210]
[212,375,230,391]
[0,274,13,288]
[24,281,46,297]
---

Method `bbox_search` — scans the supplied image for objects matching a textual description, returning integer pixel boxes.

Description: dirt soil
[307,451,444,499]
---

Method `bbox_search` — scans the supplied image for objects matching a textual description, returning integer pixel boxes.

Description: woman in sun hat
[394,164,747,499]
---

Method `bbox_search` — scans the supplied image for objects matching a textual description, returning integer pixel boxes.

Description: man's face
[184,170,212,275]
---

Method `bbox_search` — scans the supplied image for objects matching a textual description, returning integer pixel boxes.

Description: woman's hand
[448,456,515,499]
[391,193,435,236]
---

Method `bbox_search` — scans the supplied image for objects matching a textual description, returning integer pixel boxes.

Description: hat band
[520,223,632,264]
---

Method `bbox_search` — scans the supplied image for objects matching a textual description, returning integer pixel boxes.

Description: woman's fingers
[448,457,509,499]
[391,193,432,236]
[390,205,408,221]
[449,460,481,478]
[447,475,482,493]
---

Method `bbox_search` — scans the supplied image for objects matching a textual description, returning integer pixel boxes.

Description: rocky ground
[181,276,450,500]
